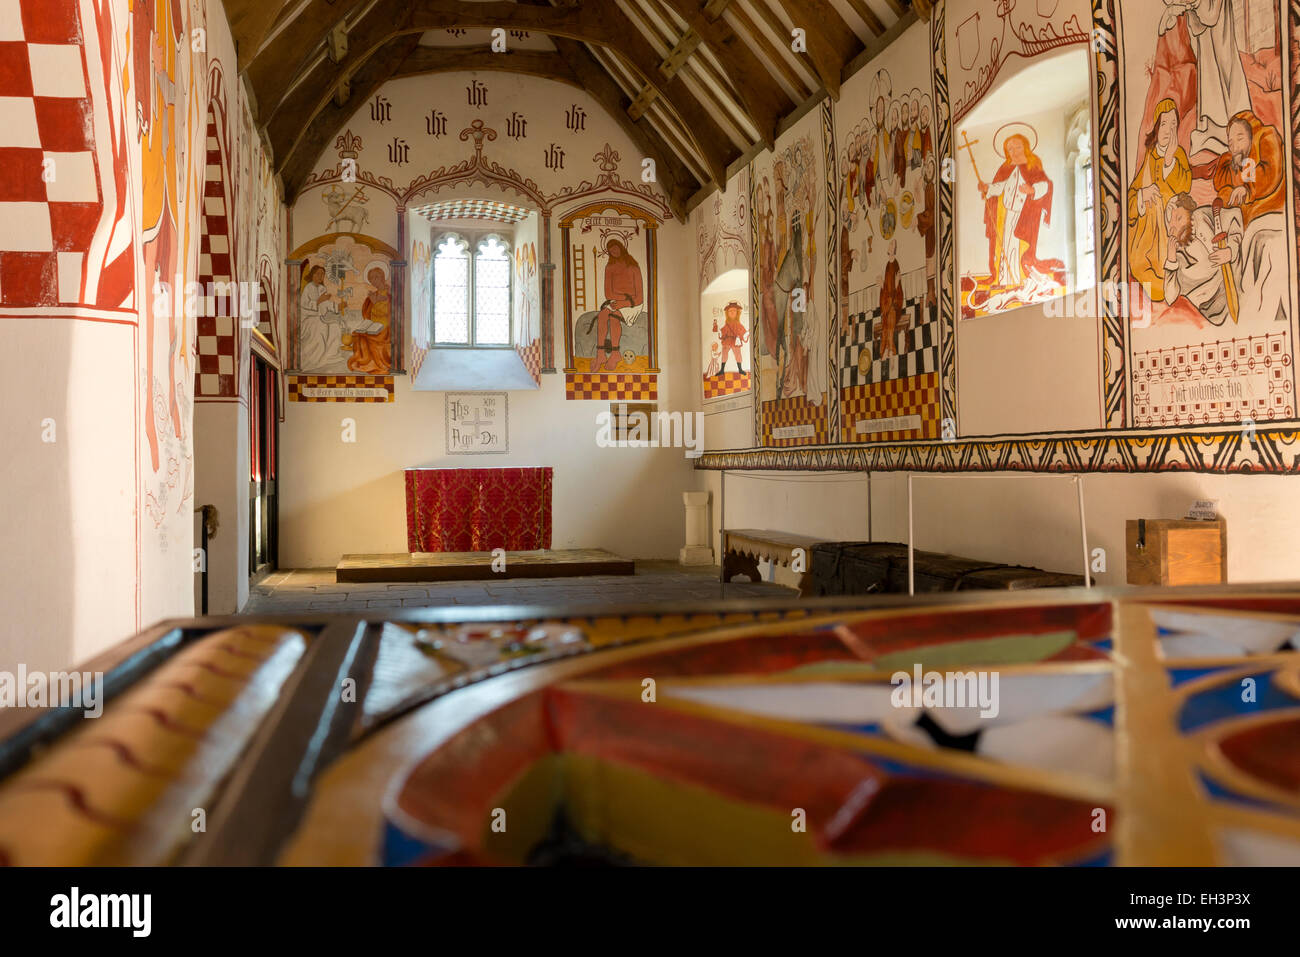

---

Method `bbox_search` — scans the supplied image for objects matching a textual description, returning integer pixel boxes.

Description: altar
[404,467,553,553]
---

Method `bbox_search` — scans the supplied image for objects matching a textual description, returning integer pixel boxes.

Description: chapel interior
[1,0,1299,868]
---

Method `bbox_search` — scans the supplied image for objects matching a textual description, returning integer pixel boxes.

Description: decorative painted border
[749,163,763,443]
[931,5,958,430]
[288,374,395,403]
[1091,0,1126,429]
[695,427,1300,474]
[823,98,842,443]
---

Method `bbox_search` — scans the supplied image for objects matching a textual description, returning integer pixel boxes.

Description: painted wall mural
[717,0,1300,473]
[560,201,659,400]
[701,285,751,401]
[291,233,398,376]
[697,169,751,404]
[512,212,541,385]
[1119,0,1296,429]
[751,104,833,446]
[834,27,943,444]
[409,235,432,379]
[955,46,1091,320]
[946,0,1093,124]
[288,71,674,389]
[696,168,750,291]
[0,0,286,638]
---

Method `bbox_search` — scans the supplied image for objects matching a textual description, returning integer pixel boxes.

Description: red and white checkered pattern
[0,0,107,307]
[195,110,237,398]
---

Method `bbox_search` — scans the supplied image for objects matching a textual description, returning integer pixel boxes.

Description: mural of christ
[593,239,644,372]
[978,132,1054,289]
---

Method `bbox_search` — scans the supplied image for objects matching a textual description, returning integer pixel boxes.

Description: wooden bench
[722,529,822,596]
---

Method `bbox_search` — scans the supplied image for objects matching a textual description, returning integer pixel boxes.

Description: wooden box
[1125,518,1226,586]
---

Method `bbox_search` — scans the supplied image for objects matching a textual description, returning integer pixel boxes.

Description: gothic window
[432,231,513,347]
[473,235,511,345]
[1067,107,1095,293]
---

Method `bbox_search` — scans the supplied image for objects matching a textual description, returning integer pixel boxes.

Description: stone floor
[241,560,792,615]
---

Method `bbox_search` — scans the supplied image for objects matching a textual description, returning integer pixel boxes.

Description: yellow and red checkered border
[703,371,751,400]
[761,393,829,447]
[566,373,658,401]
[841,372,941,442]
[288,374,395,403]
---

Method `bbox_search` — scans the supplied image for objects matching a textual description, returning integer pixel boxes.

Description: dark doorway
[249,356,279,579]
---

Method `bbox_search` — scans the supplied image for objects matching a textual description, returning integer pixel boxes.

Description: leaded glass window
[433,234,470,345]
[430,230,513,347]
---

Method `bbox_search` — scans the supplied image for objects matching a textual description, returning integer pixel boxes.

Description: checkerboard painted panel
[760,394,829,447]
[517,340,541,385]
[703,371,750,400]
[0,0,120,308]
[195,113,236,399]
[565,373,657,401]
[840,275,940,389]
[841,373,941,442]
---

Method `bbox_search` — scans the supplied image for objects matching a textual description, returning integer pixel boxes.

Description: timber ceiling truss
[225,0,928,220]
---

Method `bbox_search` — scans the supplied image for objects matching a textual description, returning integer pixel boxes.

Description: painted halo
[994,122,1039,157]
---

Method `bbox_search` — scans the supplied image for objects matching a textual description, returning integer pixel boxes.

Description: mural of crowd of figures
[835,36,943,444]
[714,0,1300,466]
[287,69,671,403]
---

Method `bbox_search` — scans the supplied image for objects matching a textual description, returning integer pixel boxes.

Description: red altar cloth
[404,467,553,552]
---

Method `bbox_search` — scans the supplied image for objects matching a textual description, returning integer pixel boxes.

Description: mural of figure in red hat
[717,300,748,375]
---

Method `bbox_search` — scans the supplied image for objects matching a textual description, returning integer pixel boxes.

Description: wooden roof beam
[843,0,886,36]
[222,0,292,68]
[724,4,812,100]
[657,0,791,149]
[552,37,696,220]
[245,0,370,105]
[280,34,423,199]
[766,0,855,100]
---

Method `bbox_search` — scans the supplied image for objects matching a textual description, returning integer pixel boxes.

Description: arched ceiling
[222,0,931,220]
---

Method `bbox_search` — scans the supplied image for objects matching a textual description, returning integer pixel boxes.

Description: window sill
[411,345,539,392]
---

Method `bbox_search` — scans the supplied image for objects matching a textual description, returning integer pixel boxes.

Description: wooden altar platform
[336,548,634,583]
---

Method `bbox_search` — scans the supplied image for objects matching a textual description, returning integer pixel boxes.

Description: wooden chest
[1125,518,1227,586]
